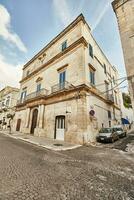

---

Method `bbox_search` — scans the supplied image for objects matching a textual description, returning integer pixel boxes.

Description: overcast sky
[0,0,127,89]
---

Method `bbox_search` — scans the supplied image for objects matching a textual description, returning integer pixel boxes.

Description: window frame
[89,43,93,58]
[104,64,107,74]
[89,65,96,86]
[36,83,41,93]
[59,70,66,84]
[61,41,67,52]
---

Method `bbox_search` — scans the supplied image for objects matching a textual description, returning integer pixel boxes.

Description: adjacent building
[119,91,134,128]
[0,86,19,130]
[112,0,134,112]
[13,14,121,144]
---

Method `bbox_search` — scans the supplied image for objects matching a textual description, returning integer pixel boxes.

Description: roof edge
[112,0,130,11]
[23,13,89,70]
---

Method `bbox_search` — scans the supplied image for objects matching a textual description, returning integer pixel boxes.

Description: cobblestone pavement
[0,133,134,200]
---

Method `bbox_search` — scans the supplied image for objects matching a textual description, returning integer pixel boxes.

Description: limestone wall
[113,0,134,112]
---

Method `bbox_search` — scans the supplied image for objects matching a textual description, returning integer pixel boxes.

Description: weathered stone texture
[112,0,134,110]
[14,15,121,144]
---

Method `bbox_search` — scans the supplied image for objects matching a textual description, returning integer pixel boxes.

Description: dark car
[113,127,127,138]
[96,128,119,143]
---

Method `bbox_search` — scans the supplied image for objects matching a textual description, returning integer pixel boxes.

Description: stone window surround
[57,64,68,73]
[20,37,88,84]
[89,64,96,86]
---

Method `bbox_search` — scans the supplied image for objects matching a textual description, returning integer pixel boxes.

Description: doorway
[30,109,38,134]
[55,115,65,140]
[16,119,21,131]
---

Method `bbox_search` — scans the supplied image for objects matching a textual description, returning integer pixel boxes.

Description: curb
[1,132,81,151]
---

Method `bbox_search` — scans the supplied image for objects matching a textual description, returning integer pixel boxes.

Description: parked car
[113,127,127,138]
[96,128,119,143]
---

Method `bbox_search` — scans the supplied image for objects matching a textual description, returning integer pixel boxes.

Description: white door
[56,116,65,141]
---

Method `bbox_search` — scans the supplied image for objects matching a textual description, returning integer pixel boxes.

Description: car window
[99,128,112,133]
[115,128,123,131]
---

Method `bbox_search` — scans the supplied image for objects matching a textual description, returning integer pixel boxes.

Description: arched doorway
[16,119,21,131]
[55,115,65,140]
[30,109,38,134]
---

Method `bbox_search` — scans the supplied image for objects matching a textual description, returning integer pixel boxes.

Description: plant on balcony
[122,93,132,108]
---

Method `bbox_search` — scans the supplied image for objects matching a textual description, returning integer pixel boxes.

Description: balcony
[17,99,25,105]
[51,81,74,93]
[17,89,48,105]
[25,89,48,101]
[105,94,114,104]
[87,83,115,104]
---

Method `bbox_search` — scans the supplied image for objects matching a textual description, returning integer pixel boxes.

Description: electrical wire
[0,74,133,103]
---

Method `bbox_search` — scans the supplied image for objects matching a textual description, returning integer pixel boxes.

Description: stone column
[25,108,30,128]
[37,105,45,129]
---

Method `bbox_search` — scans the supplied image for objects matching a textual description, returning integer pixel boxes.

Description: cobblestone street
[0,132,134,200]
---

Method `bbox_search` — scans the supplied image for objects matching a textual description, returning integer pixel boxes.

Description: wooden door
[16,119,21,131]
[30,109,38,134]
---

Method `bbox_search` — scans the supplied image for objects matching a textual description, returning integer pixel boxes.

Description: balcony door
[30,109,38,134]
[105,82,109,98]
[59,71,66,90]
[55,116,65,140]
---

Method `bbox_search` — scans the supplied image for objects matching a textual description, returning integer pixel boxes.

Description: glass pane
[58,118,60,128]
[61,118,63,129]
[63,71,66,82]
[93,73,95,85]
[90,71,93,83]
[59,73,62,83]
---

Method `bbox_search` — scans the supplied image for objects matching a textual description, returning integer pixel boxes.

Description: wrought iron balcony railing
[25,89,48,101]
[51,81,74,93]
[17,98,26,105]
[87,82,114,104]
[17,89,48,105]
[105,94,114,104]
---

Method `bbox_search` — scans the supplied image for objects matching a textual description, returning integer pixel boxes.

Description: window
[26,70,30,76]
[36,83,41,93]
[104,64,107,74]
[109,121,111,127]
[59,71,66,89]
[113,76,115,85]
[89,70,95,85]
[108,110,111,119]
[89,44,93,58]
[62,41,67,51]
[6,97,10,106]
[114,91,118,104]
[20,90,27,102]
[59,71,66,84]
[105,82,109,97]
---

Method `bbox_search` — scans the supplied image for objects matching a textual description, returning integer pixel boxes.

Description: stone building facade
[0,86,19,130]
[13,14,121,144]
[112,0,134,112]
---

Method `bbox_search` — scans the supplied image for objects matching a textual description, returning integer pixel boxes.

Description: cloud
[0,53,22,89]
[52,0,73,26]
[0,4,27,52]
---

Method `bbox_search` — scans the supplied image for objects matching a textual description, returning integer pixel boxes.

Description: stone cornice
[16,84,120,111]
[23,14,89,70]
[20,37,88,83]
